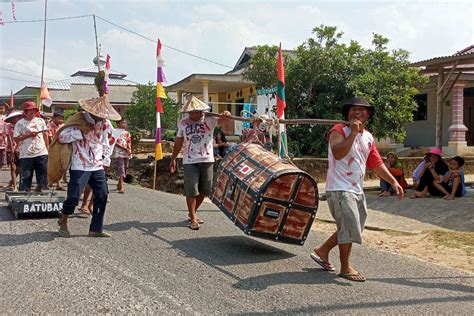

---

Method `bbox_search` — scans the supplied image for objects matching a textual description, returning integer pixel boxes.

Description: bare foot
[382,191,391,197]
[445,195,455,200]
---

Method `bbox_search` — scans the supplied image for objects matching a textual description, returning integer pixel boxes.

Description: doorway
[464,88,474,146]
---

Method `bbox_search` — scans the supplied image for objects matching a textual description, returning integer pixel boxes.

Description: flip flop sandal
[88,232,111,238]
[338,273,366,282]
[78,208,91,215]
[58,227,71,238]
[310,253,336,271]
[188,218,204,224]
[189,222,200,230]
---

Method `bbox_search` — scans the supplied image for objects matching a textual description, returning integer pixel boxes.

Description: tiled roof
[411,44,474,67]
[71,67,127,79]
[28,76,137,91]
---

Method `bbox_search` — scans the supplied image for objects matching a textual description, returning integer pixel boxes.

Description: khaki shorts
[183,163,214,197]
[326,191,367,244]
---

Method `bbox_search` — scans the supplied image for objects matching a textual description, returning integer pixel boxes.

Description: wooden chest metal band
[211,143,319,245]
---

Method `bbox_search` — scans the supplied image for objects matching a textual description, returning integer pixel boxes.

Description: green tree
[126,82,179,136]
[244,25,427,156]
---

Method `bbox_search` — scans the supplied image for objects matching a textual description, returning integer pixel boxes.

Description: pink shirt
[0,114,6,149]
[326,124,383,194]
[113,130,131,159]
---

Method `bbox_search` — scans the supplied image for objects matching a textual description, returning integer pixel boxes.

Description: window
[413,94,428,121]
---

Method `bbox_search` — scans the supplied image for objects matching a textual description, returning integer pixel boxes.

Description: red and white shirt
[0,114,7,149]
[113,130,131,159]
[13,117,49,159]
[47,120,63,139]
[326,124,383,194]
[58,121,106,171]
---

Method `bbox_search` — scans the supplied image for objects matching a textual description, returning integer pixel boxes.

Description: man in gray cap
[310,97,404,282]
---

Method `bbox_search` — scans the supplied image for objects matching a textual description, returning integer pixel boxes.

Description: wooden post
[435,68,444,149]
[153,157,157,190]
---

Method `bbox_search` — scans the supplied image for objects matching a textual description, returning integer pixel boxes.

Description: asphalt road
[0,180,473,314]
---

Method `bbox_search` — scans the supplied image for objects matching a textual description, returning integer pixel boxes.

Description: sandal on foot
[310,253,336,271]
[338,272,366,282]
[58,227,71,238]
[88,231,111,238]
[189,221,200,230]
[78,207,91,215]
[188,218,204,224]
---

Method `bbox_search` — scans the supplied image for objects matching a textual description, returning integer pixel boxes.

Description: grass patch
[426,230,474,256]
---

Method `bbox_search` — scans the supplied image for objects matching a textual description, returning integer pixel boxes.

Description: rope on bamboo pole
[205,112,349,126]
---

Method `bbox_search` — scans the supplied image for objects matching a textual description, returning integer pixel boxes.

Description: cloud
[4,58,65,81]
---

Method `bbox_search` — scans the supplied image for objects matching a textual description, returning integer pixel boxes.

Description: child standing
[113,119,131,194]
[0,103,7,170]
[5,111,23,191]
[432,156,467,200]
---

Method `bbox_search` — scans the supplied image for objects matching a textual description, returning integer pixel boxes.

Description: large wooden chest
[211,143,319,245]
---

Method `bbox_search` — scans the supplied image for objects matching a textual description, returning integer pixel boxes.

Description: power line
[3,14,234,70]
[1,14,93,24]
[94,16,234,69]
[0,76,38,84]
[0,67,57,81]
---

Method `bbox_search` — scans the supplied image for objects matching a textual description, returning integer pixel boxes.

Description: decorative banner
[276,44,288,159]
[11,1,16,20]
[10,89,14,108]
[155,38,166,161]
[104,54,110,94]
[0,11,4,25]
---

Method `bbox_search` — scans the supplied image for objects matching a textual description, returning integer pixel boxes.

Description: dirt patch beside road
[312,221,474,273]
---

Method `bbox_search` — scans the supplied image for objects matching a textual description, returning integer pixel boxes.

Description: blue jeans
[62,169,108,233]
[19,155,48,191]
[380,179,395,193]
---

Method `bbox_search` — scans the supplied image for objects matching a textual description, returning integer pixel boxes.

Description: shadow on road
[0,231,57,247]
[370,276,474,294]
[365,191,474,232]
[244,295,474,315]
[233,268,345,291]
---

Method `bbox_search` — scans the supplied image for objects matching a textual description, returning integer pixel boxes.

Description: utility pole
[93,14,101,71]
[40,0,48,111]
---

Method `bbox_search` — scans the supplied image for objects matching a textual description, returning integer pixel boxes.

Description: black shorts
[441,182,463,197]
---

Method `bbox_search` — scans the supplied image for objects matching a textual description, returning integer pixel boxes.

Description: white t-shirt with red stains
[58,121,106,171]
[326,124,383,194]
[13,117,49,159]
[177,116,218,164]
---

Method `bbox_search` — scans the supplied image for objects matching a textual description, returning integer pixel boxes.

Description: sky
[0,0,473,95]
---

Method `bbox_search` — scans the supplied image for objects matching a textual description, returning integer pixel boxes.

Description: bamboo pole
[205,112,349,126]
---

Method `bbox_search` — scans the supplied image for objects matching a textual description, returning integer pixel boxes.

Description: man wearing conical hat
[52,93,121,238]
[170,96,230,230]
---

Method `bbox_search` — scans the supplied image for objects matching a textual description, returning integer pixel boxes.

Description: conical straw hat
[179,95,211,113]
[78,95,122,121]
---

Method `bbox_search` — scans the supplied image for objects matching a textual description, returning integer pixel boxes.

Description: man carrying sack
[49,94,121,238]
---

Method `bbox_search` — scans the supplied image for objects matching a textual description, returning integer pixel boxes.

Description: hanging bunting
[0,11,4,25]
[11,1,16,20]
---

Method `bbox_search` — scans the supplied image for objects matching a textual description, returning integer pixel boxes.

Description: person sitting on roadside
[214,130,229,159]
[412,153,430,190]
[432,156,467,200]
[380,152,407,197]
[411,148,449,198]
